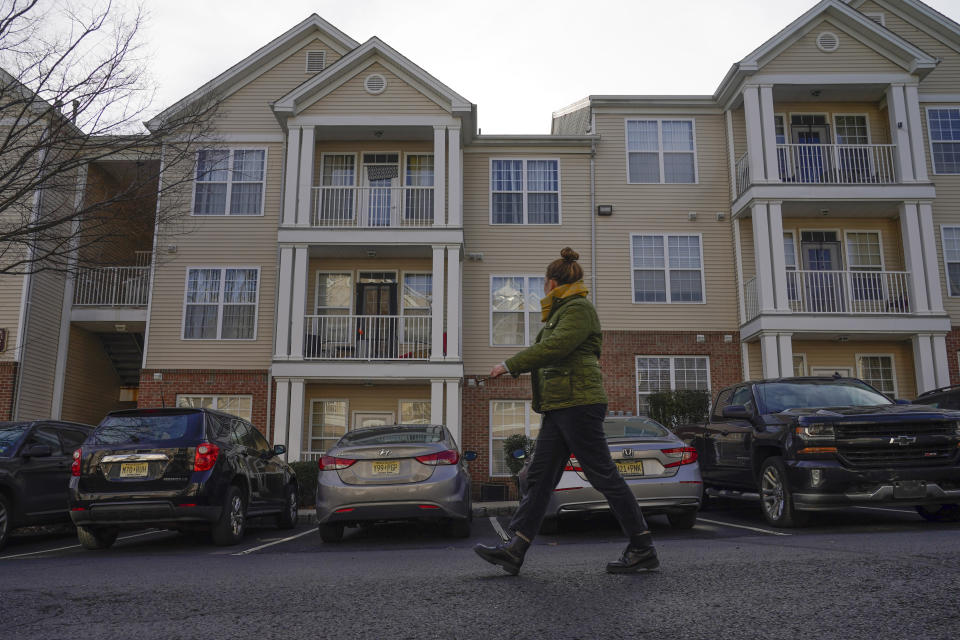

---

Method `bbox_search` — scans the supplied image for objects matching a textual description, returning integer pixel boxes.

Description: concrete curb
[296,502,520,525]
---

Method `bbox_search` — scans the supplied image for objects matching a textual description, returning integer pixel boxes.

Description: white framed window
[630,234,705,303]
[927,107,960,174]
[784,232,800,301]
[857,354,897,397]
[636,356,710,415]
[193,149,266,216]
[941,226,960,296]
[182,267,259,340]
[489,400,541,477]
[399,400,431,425]
[401,272,431,350]
[309,399,348,454]
[490,159,560,224]
[625,119,697,184]
[404,154,434,223]
[845,231,885,303]
[316,153,357,224]
[490,275,545,346]
[834,114,871,144]
[792,354,808,377]
[177,395,253,422]
[315,272,352,315]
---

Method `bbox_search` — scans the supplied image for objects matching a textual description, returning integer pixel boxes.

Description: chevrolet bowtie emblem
[890,435,916,446]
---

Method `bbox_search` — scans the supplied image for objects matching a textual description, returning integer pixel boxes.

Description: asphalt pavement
[1,502,958,640]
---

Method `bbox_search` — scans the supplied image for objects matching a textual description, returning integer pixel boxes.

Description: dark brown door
[356,283,398,358]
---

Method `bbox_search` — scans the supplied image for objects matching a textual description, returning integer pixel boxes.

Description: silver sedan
[518,416,702,532]
[315,424,476,542]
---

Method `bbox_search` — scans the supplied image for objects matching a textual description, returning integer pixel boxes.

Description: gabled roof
[272,36,473,116]
[145,14,359,130]
[846,0,960,54]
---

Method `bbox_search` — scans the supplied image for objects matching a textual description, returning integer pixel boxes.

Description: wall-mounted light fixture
[467,252,484,261]
[716,212,726,221]
[597,205,613,216]
[688,212,697,221]
[696,334,706,343]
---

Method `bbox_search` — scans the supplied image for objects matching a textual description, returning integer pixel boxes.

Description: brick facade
[0,362,17,421]
[946,328,960,386]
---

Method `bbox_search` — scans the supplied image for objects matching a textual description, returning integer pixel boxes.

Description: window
[405,155,434,223]
[315,272,352,315]
[490,159,560,224]
[834,115,869,144]
[491,275,544,346]
[928,108,960,174]
[317,154,356,223]
[942,226,960,296]
[857,355,896,396]
[630,234,704,303]
[784,232,799,301]
[846,231,883,301]
[793,354,807,377]
[402,273,431,350]
[399,400,430,425]
[636,356,710,415]
[193,149,265,215]
[308,399,347,454]
[183,268,259,340]
[489,400,541,476]
[626,119,696,183]
[176,395,253,422]
[23,428,63,455]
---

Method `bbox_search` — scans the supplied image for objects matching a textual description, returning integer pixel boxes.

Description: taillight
[318,455,356,470]
[662,447,698,467]
[564,457,582,472]
[193,442,220,472]
[71,448,82,476]
[416,450,459,466]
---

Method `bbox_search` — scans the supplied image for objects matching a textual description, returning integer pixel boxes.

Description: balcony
[73,266,150,307]
[303,315,431,360]
[310,186,435,228]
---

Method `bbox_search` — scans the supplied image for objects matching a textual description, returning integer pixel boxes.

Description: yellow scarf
[540,280,590,321]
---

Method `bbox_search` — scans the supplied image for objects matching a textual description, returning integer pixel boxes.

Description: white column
[760,333,781,379]
[886,84,916,183]
[445,379,462,449]
[273,378,291,458]
[433,125,446,227]
[733,216,746,323]
[899,202,930,314]
[282,128,301,226]
[918,201,944,313]
[296,126,315,226]
[904,84,929,182]
[725,110,738,200]
[289,245,309,359]
[446,245,461,360]
[777,333,794,377]
[274,246,294,359]
[743,86,767,183]
[912,334,937,395]
[767,201,789,311]
[932,334,950,388]
[759,85,780,183]
[287,378,305,462]
[751,202,775,312]
[430,379,445,425]
[447,126,462,227]
[431,245,446,360]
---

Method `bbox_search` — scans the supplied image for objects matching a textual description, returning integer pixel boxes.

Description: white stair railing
[73,266,151,306]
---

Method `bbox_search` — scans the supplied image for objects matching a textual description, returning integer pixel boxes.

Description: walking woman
[474,247,658,575]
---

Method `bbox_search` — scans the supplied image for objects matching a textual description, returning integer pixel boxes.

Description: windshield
[94,412,204,445]
[756,380,893,413]
[339,425,445,446]
[602,418,671,439]
[0,424,29,457]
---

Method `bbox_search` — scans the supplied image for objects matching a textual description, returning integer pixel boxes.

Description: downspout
[590,128,597,302]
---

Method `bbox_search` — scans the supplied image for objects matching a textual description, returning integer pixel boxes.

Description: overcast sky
[138,0,960,134]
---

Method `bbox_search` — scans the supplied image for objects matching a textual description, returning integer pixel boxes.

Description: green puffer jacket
[505,294,607,413]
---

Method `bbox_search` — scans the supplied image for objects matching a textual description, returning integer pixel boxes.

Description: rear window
[339,425,445,446]
[602,419,670,439]
[93,412,204,445]
[0,424,29,457]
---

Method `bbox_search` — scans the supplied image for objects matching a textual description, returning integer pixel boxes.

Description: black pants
[508,403,649,540]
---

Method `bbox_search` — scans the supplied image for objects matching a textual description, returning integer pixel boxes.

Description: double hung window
[309,400,348,454]
[491,275,545,346]
[317,154,357,223]
[942,226,960,296]
[193,149,265,215]
[405,155,434,223]
[928,108,960,174]
[183,268,259,340]
[857,355,896,396]
[402,273,432,348]
[636,356,710,416]
[489,400,541,476]
[177,395,253,422]
[399,400,431,425]
[491,159,560,224]
[626,119,696,183]
[845,231,883,301]
[630,234,704,303]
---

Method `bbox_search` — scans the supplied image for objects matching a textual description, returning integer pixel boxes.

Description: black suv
[0,420,93,550]
[69,408,298,549]
[679,377,960,527]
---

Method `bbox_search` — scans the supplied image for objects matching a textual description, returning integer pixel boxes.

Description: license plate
[119,462,149,478]
[616,461,644,476]
[371,460,400,475]
[893,480,926,499]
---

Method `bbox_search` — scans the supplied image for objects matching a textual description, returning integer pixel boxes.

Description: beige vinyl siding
[739,217,755,281]
[761,19,906,75]
[462,148,592,375]
[0,274,23,363]
[145,142,283,369]
[773,102,890,145]
[299,62,450,117]
[746,341,762,379]
[922,105,960,324]
[15,269,66,418]
[793,339,917,399]
[306,257,432,313]
[61,327,126,425]
[592,109,738,332]
[731,106,747,162]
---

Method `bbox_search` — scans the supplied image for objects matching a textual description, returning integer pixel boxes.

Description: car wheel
[276,484,298,530]
[319,523,344,543]
[667,509,698,529]
[915,504,960,523]
[211,487,247,546]
[0,493,11,551]
[446,518,471,538]
[539,517,560,535]
[759,457,808,528]
[76,525,119,550]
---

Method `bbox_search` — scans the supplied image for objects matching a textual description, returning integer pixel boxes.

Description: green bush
[290,461,318,507]
[647,390,711,429]
[502,433,534,476]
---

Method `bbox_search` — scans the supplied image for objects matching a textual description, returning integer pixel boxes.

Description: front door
[353,412,395,429]
[361,153,399,227]
[356,282,398,358]
[801,232,844,312]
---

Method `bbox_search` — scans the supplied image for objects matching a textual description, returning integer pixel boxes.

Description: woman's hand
[489,363,508,378]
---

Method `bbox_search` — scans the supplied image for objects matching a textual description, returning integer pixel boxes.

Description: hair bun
[560,247,579,263]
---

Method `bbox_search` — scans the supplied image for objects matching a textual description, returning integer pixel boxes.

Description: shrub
[289,461,318,507]
[501,433,534,476]
[647,390,711,429]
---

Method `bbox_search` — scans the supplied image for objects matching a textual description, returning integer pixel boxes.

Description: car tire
[0,493,11,551]
[446,518,471,538]
[915,504,960,523]
[211,486,247,546]
[319,523,344,543]
[758,457,808,528]
[276,484,298,530]
[539,517,560,535]
[667,509,698,529]
[77,525,119,550]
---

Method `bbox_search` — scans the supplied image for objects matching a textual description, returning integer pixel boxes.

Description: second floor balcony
[73,265,151,307]
[311,185,434,228]
[303,314,431,360]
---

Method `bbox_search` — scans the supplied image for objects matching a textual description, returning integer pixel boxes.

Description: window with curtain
[176,395,253,422]
[404,155,434,223]
[636,356,710,415]
[857,355,896,396]
[631,234,704,303]
[626,119,696,183]
[309,400,347,454]
[318,154,356,223]
[491,275,544,346]
[193,149,265,215]
[942,226,960,296]
[490,400,541,476]
[490,159,559,224]
[399,400,431,425]
[183,268,258,340]
[927,107,960,174]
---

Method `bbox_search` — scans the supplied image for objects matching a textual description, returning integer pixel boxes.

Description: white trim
[488,158,562,225]
[624,117,699,184]
[635,355,712,416]
[918,94,960,103]
[792,352,808,376]
[271,361,464,379]
[288,115,460,127]
[855,352,899,397]
[190,147,268,217]
[398,398,431,424]
[313,271,353,315]
[181,266,261,341]
[939,224,960,298]
[629,232,707,304]
[176,394,255,421]
[203,134,285,143]
[832,112,873,144]
[400,270,432,317]
[815,31,840,53]
[925,106,960,175]
[843,229,886,271]
[489,274,544,348]
[305,50,326,74]
[488,399,538,477]
[306,398,349,455]
[748,72,919,86]
[739,315,952,342]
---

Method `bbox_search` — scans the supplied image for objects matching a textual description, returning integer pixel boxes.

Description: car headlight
[795,423,836,440]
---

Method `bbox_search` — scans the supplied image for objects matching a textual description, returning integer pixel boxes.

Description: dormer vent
[306,50,326,74]
[364,73,387,95]
[816,31,840,52]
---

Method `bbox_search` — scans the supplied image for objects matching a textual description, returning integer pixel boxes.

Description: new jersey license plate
[616,461,644,475]
[371,460,400,475]
[119,462,149,478]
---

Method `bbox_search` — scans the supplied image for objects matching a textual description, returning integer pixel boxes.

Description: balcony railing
[735,153,750,198]
[786,270,911,314]
[735,144,899,193]
[304,314,431,360]
[744,276,758,321]
[73,266,150,306]
[310,186,435,228]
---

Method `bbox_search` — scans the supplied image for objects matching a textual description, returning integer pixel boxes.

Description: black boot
[473,534,530,575]
[606,532,659,574]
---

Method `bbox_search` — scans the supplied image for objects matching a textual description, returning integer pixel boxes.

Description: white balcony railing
[304,315,431,360]
[776,144,897,185]
[735,153,750,198]
[744,276,759,321]
[73,266,151,306]
[310,186,435,228]
[787,270,911,314]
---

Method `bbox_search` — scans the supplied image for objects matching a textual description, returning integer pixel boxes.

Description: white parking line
[231,527,317,556]
[0,530,167,560]
[853,506,918,515]
[488,516,509,541]
[696,517,791,536]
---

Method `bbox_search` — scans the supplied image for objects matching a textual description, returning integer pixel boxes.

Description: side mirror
[273,444,287,456]
[462,450,478,462]
[721,405,752,420]
[511,449,526,460]
[23,444,53,458]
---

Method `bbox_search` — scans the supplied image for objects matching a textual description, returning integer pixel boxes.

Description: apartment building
[1,0,959,493]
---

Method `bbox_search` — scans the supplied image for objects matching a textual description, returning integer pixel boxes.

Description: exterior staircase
[96,333,144,387]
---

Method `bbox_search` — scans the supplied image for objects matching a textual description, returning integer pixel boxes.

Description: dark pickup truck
[678,377,960,527]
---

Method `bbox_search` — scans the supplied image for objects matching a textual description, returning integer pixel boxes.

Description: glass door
[356,281,398,358]
[361,153,399,227]
[791,115,831,182]
[801,231,844,312]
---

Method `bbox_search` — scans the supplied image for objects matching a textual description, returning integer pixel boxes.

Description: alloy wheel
[229,496,244,537]
[288,490,298,523]
[761,466,785,521]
